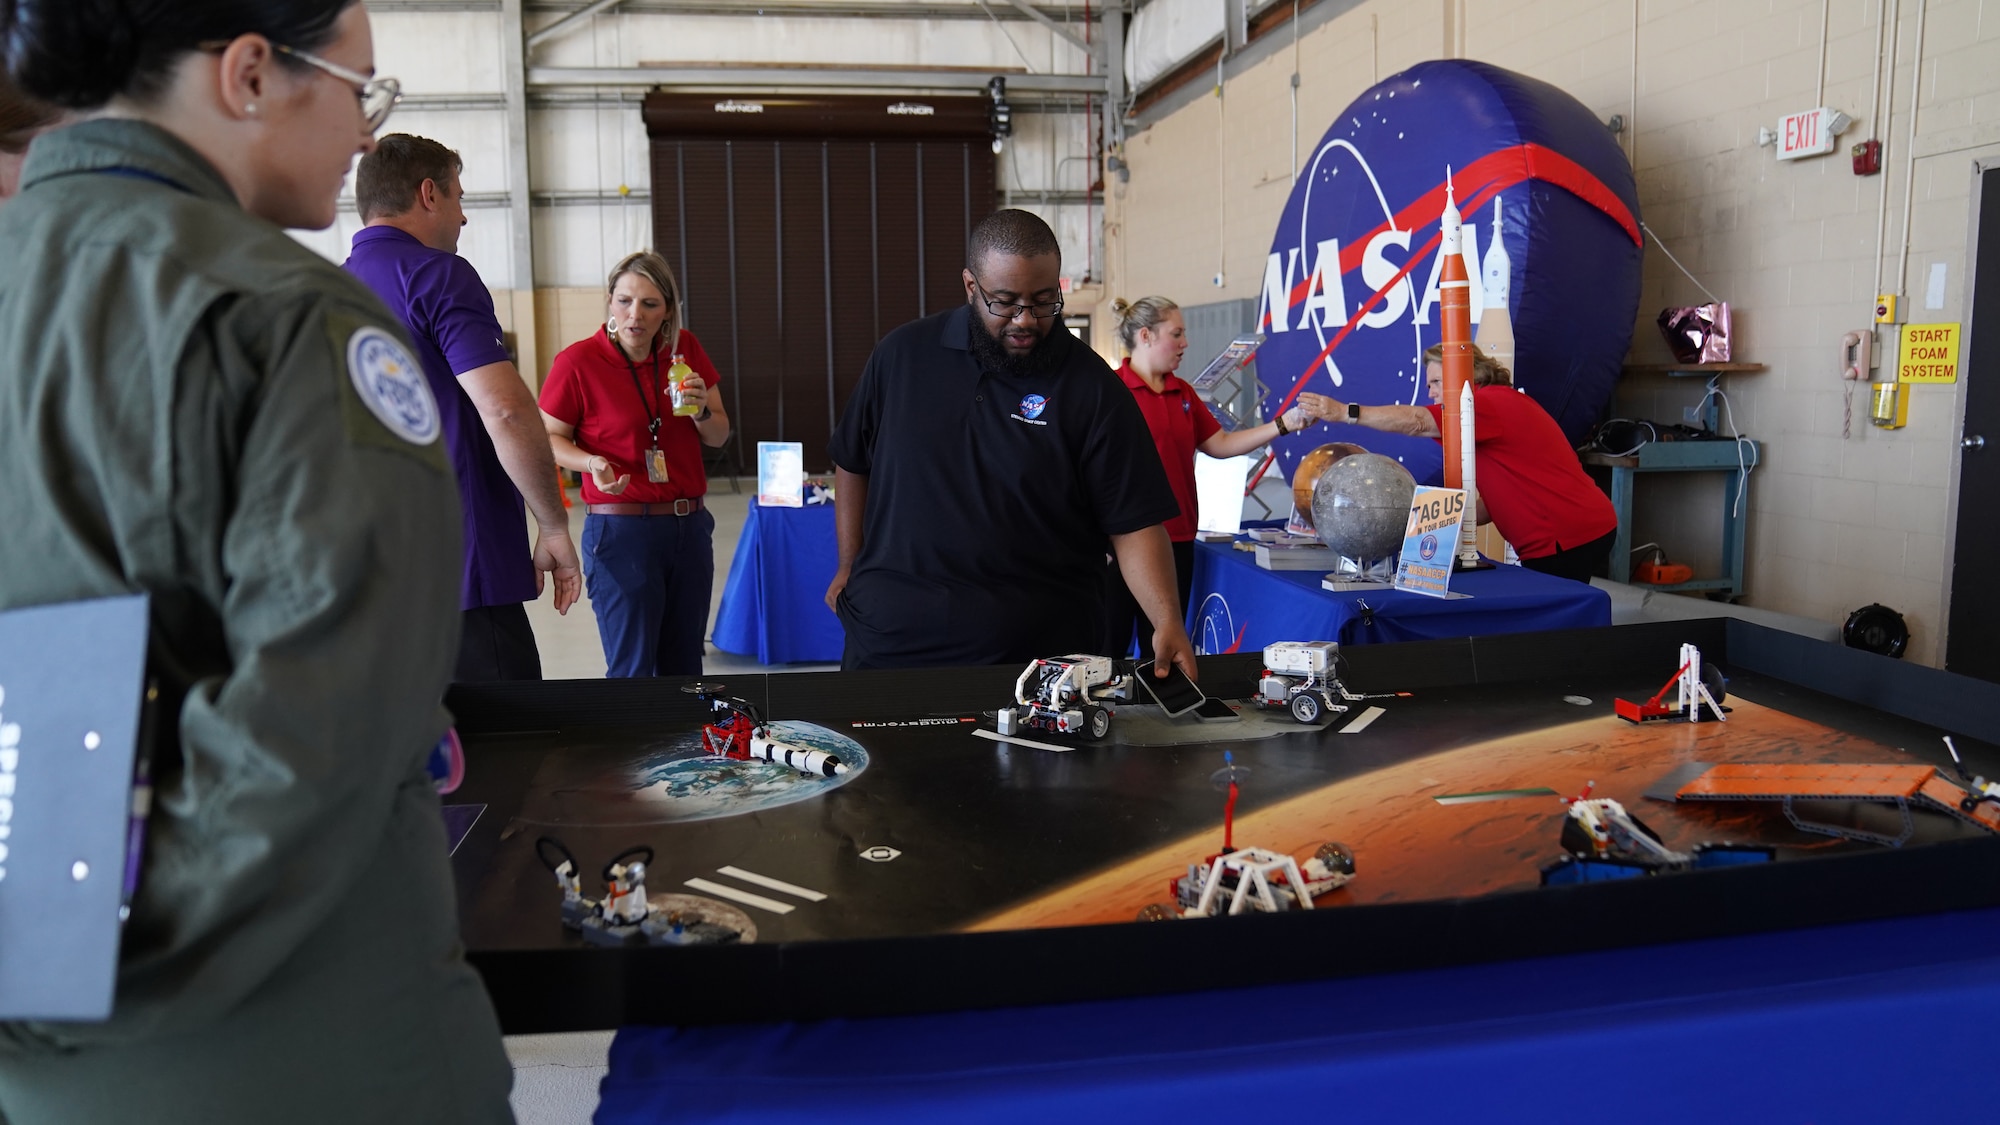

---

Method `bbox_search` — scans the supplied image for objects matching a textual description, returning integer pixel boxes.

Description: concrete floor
[506,477,835,1124]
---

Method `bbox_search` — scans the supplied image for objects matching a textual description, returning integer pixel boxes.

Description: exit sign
[1777,107,1838,160]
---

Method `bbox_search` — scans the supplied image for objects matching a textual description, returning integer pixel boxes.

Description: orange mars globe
[1290,442,1368,527]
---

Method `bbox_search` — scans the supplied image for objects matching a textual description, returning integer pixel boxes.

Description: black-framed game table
[445,617,2000,1036]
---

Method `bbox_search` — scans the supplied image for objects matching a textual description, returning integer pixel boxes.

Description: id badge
[647,448,670,483]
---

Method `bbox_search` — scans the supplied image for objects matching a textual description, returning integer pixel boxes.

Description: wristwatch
[1274,413,1290,436]
[1346,400,1363,422]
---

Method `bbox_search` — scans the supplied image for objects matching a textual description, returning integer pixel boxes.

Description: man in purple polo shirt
[345,134,581,681]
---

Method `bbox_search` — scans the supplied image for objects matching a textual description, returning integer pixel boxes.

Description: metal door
[1946,165,2000,680]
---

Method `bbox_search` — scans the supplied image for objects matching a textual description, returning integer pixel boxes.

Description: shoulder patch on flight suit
[345,326,440,444]
[324,310,449,472]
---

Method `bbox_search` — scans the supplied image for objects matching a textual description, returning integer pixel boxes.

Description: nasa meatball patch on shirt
[1011,393,1051,426]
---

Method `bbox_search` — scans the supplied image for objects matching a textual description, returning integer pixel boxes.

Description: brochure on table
[757,441,804,507]
[1394,486,1469,599]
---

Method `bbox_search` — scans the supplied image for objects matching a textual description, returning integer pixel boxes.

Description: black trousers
[1520,528,1617,584]
[1100,539,1197,657]
[456,602,544,682]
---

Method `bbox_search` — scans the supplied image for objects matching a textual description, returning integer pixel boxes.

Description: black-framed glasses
[201,39,402,132]
[971,276,1065,320]
[275,44,402,132]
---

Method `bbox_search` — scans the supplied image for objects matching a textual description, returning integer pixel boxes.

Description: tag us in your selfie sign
[1395,486,1469,599]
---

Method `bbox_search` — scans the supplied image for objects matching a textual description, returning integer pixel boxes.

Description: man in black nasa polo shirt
[825,209,1198,679]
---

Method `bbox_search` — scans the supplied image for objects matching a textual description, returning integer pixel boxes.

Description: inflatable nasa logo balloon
[1255,59,1642,486]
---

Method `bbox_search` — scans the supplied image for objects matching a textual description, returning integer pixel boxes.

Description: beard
[967,307,1066,378]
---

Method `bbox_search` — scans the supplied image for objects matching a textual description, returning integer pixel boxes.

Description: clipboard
[0,594,153,1021]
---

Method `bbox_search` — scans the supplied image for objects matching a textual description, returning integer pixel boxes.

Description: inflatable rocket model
[1436,170,1482,568]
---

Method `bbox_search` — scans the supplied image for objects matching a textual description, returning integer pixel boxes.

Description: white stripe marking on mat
[685,878,795,914]
[1339,706,1387,734]
[716,866,827,902]
[972,728,1073,753]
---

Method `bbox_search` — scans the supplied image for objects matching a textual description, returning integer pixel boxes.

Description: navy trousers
[582,509,715,677]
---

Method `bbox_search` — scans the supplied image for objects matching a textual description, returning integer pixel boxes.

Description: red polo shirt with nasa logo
[1117,359,1222,542]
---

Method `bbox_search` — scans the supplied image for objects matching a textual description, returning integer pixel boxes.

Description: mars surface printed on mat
[454,656,1989,951]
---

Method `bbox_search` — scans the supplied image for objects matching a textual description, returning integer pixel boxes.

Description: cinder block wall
[1101,0,1999,666]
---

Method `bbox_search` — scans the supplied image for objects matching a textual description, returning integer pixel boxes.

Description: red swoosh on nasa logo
[1258,143,1639,334]
[1261,143,1638,415]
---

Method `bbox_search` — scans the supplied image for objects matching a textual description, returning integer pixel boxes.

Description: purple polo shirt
[344,226,536,610]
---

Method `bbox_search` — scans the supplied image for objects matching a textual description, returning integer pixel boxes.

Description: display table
[711,502,843,665]
[445,619,2000,1116]
[1188,538,1611,650]
[596,903,2000,1122]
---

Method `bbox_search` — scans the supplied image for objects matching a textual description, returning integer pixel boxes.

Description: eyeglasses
[201,39,402,133]
[275,44,402,133]
[971,276,1065,321]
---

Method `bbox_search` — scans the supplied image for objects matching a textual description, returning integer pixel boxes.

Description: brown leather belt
[587,498,704,516]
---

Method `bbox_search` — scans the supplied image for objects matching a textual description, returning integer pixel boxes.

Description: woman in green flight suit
[0,3,513,1121]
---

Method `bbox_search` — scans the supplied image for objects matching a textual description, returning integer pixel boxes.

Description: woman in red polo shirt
[540,251,732,676]
[1301,343,1617,582]
[1101,296,1314,655]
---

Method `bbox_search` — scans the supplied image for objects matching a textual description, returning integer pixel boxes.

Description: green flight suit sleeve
[1,291,464,1051]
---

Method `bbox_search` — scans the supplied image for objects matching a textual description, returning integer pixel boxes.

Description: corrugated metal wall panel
[646,95,998,468]
[824,143,878,443]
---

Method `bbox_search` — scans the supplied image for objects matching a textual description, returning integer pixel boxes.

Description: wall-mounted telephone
[1841,330,1872,380]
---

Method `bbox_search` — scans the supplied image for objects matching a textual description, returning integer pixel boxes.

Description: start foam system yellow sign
[1898,323,1961,384]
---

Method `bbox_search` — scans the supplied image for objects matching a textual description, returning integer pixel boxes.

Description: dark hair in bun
[2,0,352,110]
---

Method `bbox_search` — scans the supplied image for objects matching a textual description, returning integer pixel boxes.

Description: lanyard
[94,166,194,193]
[613,329,664,449]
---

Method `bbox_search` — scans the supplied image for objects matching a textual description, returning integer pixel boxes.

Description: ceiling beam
[528,65,1105,95]
[999,0,1089,54]
[526,0,625,49]
[373,1,1080,19]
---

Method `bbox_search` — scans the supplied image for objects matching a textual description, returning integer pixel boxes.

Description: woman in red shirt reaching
[1101,296,1314,655]
[1300,343,1617,583]
[540,251,733,676]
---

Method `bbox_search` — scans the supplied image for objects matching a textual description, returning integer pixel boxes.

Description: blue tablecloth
[598,905,2000,1122]
[1187,539,1610,652]
[712,503,844,665]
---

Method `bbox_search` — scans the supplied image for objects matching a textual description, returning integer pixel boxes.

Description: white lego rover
[997,654,1135,741]
[1255,641,1350,723]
